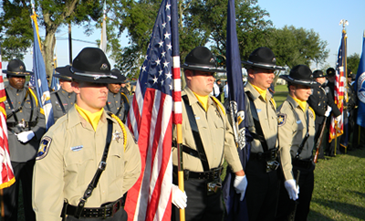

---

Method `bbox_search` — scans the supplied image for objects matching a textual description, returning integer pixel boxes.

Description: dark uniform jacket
[308,83,328,125]
[104,91,130,123]
[50,88,76,122]
[5,85,46,162]
[325,81,341,117]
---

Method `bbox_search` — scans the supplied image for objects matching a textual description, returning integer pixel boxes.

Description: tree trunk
[43,30,57,87]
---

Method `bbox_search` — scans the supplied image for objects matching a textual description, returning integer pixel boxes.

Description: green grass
[274,84,288,107]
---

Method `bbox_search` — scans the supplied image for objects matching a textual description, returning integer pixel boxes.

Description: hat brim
[280,75,318,87]
[3,70,33,76]
[63,67,120,84]
[242,60,285,71]
[182,63,226,73]
[53,73,72,81]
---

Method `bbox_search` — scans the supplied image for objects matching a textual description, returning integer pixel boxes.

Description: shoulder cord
[74,118,113,218]
[5,88,30,123]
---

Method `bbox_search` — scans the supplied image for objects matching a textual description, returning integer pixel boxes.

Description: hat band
[183,63,221,71]
[73,72,117,80]
[287,76,315,85]
[245,61,284,70]
[7,71,30,75]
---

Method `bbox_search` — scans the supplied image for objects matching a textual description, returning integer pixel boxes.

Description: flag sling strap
[73,118,113,218]
[182,95,210,172]
[5,88,34,130]
[54,92,67,115]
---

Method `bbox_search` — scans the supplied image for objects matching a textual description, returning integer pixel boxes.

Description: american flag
[0,45,15,189]
[222,0,250,220]
[124,0,181,220]
[329,30,346,143]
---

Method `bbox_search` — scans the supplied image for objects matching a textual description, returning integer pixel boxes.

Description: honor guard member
[32,48,141,221]
[324,68,342,156]
[276,65,317,221]
[171,47,246,221]
[104,69,130,123]
[51,65,76,122]
[3,59,46,221]
[307,70,340,159]
[242,47,284,221]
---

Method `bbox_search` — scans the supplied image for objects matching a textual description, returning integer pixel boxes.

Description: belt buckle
[112,200,121,217]
[17,119,26,129]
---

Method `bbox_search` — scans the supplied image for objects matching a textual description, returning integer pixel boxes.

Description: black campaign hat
[326,67,336,77]
[280,65,317,87]
[54,65,73,81]
[313,70,326,78]
[67,47,118,84]
[4,59,33,76]
[111,69,127,84]
[182,46,225,73]
[242,47,285,70]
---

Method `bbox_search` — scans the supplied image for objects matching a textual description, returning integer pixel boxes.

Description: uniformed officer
[51,65,76,122]
[346,71,357,150]
[276,65,317,221]
[104,69,130,123]
[325,68,342,156]
[307,70,340,159]
[2,59,46,221]
[32,47,141,221]
[242,47,284,221]
[171,47,246,221]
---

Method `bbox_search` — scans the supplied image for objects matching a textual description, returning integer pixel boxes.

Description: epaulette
[109,112,127,151]
[210,96,226,115]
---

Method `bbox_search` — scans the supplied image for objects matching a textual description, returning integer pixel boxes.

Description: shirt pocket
[64,147,95,187]
[108,144,124,178]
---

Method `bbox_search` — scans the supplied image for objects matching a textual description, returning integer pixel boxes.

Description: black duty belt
[292,158,313,169]
[250,149,278,161]
[7,121,37,128]
[63,198,124,219]
[173,166,222,181]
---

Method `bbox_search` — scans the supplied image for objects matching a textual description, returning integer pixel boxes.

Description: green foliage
[347,53,360,75]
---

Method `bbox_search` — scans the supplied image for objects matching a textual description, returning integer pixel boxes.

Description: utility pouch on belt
[207,180,222,195]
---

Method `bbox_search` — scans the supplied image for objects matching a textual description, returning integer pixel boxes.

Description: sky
[2,0,365,72]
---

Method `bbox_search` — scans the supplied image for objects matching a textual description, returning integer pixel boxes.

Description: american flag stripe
[0,45,15,189]
[124,0,178,220]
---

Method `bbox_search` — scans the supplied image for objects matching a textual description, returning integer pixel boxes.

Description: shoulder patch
[278,113,287,126]
[36,136,52,160]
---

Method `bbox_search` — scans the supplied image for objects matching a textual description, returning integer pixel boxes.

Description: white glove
[233,175,248,201]
[324,106,332,117]
[284,179,299,201]
[16,131,35,143]
[171,184,187,209]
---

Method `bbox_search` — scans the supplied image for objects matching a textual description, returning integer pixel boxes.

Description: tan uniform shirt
[172,87,242,173]
[32,106,141,221]
[277,96,315,181]
[244,83,278,153]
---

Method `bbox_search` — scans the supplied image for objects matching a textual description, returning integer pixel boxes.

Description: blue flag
[32,20,55,129]
[50,69,60,91]
[222,0,250,220]
[355,32,365,127]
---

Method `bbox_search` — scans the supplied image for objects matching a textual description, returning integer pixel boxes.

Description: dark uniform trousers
[276,163,314,221]
[3,160,36,221]
[172,178,224,221]
[245,158,279,221]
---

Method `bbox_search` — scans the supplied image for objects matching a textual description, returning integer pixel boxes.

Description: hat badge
[20,65,24,71]
[272,57,276,62]
[209,58,215,64]
[100,63,109,71]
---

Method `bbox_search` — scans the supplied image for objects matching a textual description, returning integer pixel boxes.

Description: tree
[0,0,103,81]
[347,53,360,75]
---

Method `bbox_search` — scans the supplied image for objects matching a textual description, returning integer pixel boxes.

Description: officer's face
[185,70,215,96]
[248,68,274,90]
[60,79,73,93]
[291,84,312,101]
[8,76,25,89]
[108,83,122,94]
[315,77,326,85]
[72,81,109,113]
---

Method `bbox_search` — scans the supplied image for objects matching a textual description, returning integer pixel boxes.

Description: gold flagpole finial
[339,19,349,31]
